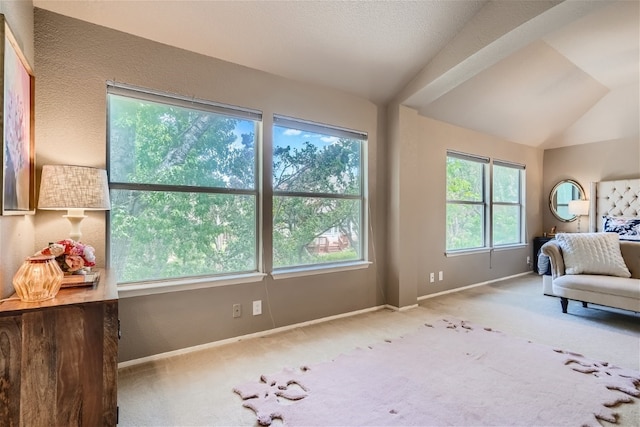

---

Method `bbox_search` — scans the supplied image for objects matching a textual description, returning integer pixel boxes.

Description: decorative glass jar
[12,255,64,302]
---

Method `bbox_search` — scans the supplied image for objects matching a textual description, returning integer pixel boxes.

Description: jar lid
[26,255,56,263]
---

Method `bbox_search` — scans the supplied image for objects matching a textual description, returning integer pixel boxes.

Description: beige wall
[387,105,545,302]
[542,138,640,233]
[29,6,636,363]
[0,1,35,298]
[34,9,385,361]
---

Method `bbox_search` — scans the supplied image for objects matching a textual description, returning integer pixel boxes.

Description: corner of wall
[0,0,35,298]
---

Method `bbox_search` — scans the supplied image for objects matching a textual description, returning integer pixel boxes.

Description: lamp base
[63,209,87,241]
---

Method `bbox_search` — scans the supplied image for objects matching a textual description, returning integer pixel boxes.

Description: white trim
[384,303,419,312]
[445,244,527,257]
[493,243,528,251]
[117,272,267,298]
[445,248,491,257]
[118,272,533,368]
[118,304,386,369]
[417,272,531,301]
[271,261,371,280]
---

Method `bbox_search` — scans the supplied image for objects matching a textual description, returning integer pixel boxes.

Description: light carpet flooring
[117,274,640,426]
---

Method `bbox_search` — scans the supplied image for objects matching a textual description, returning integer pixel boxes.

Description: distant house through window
[272,115,366,269]
[107,84,370,286]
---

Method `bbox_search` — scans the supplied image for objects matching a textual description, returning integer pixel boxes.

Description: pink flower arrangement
[36,239,96,273]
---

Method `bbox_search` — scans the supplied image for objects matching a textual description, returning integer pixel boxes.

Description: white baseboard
[417,272,532,302]
[119,272,532,369]
[118,304,387,369]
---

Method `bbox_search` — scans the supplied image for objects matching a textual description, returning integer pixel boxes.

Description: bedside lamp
[38,165,111,241]
[568,199,589,233]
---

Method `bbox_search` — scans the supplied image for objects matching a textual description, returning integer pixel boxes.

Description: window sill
[445,243,527,257]
[117,272,267,298]
[272,261,372,280]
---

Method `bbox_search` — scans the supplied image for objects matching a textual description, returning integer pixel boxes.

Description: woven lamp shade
[568,199,589,216]
[38,165,110,210]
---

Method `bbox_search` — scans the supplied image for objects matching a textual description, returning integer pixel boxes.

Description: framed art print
[1,14,35,215]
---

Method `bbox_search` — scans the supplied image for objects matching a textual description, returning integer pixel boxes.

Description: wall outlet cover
[253,300,262,316]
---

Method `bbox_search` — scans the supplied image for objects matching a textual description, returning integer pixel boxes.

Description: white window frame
[107,84,371,296]
[271,115,368,274]
[491,160,526,247]
[446,151,526,256]
[107,82,262,290]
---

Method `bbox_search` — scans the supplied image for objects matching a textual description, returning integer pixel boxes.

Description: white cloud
[321,136,339,143]
[230,130,244,149]
[284,129,302,136]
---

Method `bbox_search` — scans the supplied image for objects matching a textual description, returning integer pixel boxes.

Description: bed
[588,179,640,236]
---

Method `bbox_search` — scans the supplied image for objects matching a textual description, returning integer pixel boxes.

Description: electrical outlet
[429,273,435,283]
[253,300,262,316]
[438,271,443,281]
[232,303,241,318]
[527,256,531,265]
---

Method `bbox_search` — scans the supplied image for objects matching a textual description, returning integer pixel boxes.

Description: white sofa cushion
[555,232,631,278]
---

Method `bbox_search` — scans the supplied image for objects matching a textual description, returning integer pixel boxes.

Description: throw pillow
[556,232,631,277]
[602,215,640,241]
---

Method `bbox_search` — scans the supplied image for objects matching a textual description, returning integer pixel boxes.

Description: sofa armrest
[540,241,565,278]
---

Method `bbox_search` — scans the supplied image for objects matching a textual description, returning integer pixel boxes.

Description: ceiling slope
[33,0,639,148]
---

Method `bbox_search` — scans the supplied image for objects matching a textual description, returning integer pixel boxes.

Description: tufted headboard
[589,179,640,232]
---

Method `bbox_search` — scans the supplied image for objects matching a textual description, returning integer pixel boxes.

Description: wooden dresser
[0,269,118,426]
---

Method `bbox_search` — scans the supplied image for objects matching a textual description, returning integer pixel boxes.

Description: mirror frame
[549,179,585,222]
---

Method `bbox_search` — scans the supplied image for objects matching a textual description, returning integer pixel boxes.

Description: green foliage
[446,157,523,250]
[109,96,257,283]
[272,135,362,268]
[109,95,364,283]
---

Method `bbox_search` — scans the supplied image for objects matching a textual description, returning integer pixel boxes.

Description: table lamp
[568,199,589,233]
[38,165,111,241]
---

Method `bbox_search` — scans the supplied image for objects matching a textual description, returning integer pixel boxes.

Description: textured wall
[34,8,384,362]
[387,105,545,301]
[542,138,640,233]
[0,1,35,298]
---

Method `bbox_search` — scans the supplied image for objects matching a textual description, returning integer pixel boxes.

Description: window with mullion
[107,84,261,284]
[446,152,488,251]
[272,115,366,269]
[492,162,525,246]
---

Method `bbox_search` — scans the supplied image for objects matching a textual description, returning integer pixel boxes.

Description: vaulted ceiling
[33,0,639,149]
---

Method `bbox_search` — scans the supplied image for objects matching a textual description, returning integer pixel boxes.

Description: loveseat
[541,233,640,314]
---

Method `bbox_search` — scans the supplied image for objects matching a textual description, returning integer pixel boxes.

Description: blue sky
[232,120,339,150]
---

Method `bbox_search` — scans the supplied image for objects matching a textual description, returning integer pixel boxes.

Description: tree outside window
[107,86,368,284]
[272,116,365,268]
[446,151,524,252]
[108,86,259,283]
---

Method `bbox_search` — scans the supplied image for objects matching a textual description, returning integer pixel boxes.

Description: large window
[446,151,524,252]
[492,161,525,246]
[446,152,487,251]
[272,115,365,269]
[107,84,260,283]
[107,85,369,285]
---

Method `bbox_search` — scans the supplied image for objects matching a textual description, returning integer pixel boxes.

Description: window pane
[493,205,520,245]
[273,125,361,195]
[446,157,483,202]
[273,196,361,268]
[110,190,256,283]
[108,88,260,285]
[109,94,256,190]
[493,165,519,203]
[446,203,484,250]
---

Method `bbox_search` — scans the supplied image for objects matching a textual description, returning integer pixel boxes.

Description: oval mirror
[549,179,585,222]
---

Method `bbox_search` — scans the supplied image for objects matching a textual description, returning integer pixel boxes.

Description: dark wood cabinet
[0,269,118,426]
[532,236,554,273]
